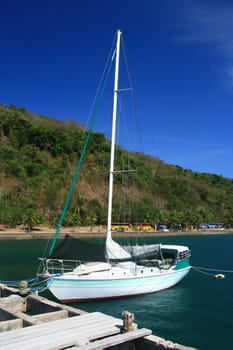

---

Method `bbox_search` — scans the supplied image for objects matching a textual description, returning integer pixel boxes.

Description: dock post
[18,280,29,296]
[122,311,134,332]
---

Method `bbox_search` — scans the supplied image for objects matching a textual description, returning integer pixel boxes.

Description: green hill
[1,104,233,230]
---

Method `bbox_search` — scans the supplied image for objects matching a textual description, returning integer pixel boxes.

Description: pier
[0,284,196,350]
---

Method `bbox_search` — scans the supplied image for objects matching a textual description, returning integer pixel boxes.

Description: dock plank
[0,312,115,339]
[0,312,121,343]
[0,312,123,350]
[73,328,152,350]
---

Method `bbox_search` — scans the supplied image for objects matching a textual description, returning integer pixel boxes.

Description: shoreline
[0,226,232,240]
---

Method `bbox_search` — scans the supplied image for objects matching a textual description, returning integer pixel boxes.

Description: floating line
[191,265,233,278]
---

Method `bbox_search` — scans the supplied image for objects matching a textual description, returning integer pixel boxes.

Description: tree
[22,207,41,232]
[0,206,22,228]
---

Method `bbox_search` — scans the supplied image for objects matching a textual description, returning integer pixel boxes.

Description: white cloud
[176,1,233,85]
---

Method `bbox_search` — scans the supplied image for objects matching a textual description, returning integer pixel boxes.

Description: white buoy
[214,274,225,279]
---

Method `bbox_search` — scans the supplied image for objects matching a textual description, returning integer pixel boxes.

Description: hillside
[1,104,233,229]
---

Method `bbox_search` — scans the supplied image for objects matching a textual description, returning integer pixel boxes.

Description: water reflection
[76,282,193,346]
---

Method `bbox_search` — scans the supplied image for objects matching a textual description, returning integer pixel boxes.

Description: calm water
[0,234,232,350]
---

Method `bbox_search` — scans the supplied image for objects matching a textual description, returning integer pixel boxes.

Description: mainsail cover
[123,243,160,259]
[105,236,131,260]
[49,235,161,263]
[105,236,160,261]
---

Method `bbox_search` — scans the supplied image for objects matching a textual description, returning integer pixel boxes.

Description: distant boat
[38,30,191,302]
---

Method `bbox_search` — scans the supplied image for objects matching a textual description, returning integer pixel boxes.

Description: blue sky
[1,0,233,178]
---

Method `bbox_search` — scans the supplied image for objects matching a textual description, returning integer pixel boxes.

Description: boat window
[178,250,191,260]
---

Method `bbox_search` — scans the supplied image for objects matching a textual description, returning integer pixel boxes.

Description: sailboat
[39,30,191,302]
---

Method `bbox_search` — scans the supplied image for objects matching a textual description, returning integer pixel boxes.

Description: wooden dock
[0,311,151,350]
[0,284,196,350]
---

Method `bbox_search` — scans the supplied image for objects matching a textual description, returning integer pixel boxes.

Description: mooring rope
[191,265,233,279]
[29,276,53,294]
[0,276,39,288]
[0,275,53,294]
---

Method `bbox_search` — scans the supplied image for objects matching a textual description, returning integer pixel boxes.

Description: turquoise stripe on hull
[176,258,190,270]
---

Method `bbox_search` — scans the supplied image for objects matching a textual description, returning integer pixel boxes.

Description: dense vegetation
[1,104,233,230]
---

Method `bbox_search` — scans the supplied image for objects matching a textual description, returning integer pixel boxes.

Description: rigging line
[114,111,132,226]
[86,33,117,130]
[45,35,118,254]
[38,232,54,272]
[117,94,133,153]
[48,35,118,244]
[47,48,115,257]
[121,36,133,91]
[117,49,135,153]
[121,36,144,153]
[37,45,120,260]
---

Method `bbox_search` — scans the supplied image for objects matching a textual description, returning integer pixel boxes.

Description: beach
[0,225,230,240]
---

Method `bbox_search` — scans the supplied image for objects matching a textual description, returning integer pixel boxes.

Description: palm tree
[22,208,41,232]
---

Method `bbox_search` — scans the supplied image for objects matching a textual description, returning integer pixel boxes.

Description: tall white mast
[107,29,121,238]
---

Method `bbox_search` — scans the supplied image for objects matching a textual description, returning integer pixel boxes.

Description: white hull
[47,264,191,302]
